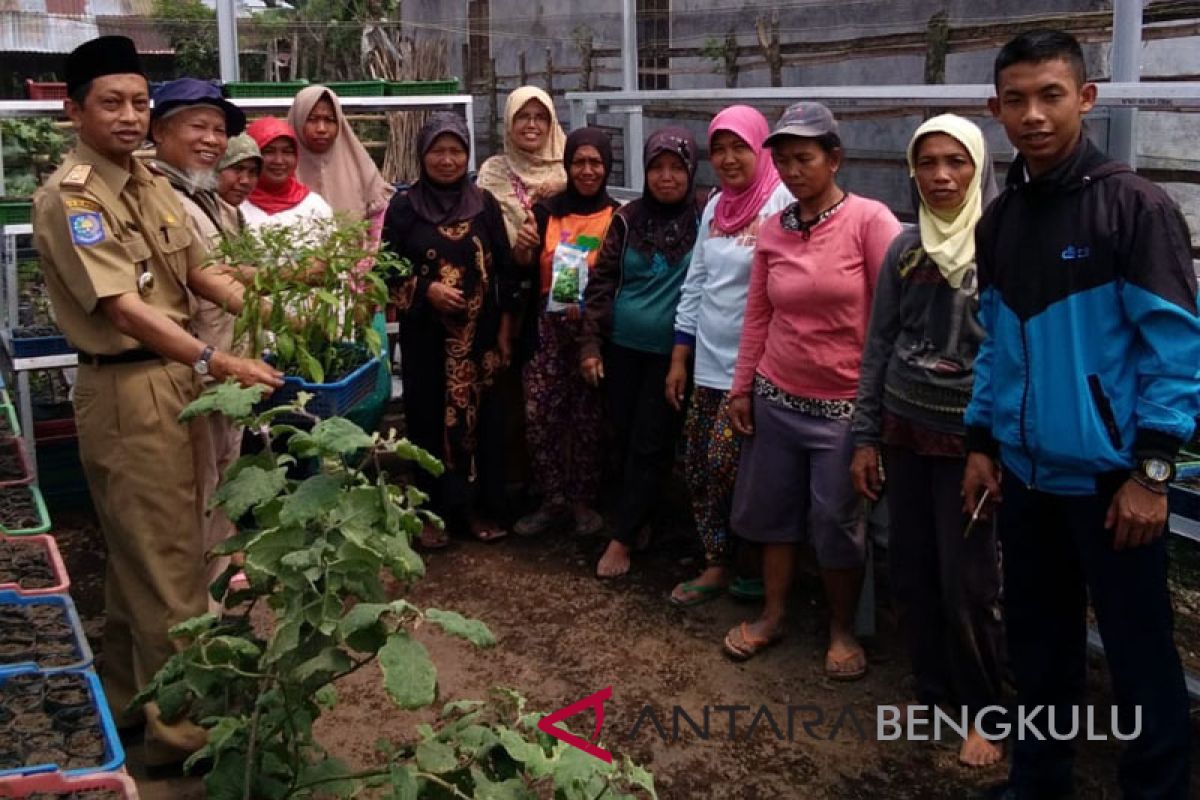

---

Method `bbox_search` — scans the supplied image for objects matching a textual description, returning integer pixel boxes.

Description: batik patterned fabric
[683,385,743,564]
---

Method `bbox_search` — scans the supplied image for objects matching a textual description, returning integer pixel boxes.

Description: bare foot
[825,631,867,681]
[959,727,1004,767]
[596,540,632,578]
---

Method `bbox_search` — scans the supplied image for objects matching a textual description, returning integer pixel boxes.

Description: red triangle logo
[536,686,614,763]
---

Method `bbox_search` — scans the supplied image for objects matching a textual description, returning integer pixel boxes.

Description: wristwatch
[193,345,215,376]
[1131,457,1174,494]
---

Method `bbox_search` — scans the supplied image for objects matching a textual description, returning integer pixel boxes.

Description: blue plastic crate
[258,354,381,418]
[0,666,125,777]
[4,330,75,359]
[0,591,93,674]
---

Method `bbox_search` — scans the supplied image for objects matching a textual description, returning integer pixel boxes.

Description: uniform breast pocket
[155,222,193,256]
[120,233,152,264]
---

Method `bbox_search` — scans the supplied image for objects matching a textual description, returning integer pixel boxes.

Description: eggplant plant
[135,385,655,800]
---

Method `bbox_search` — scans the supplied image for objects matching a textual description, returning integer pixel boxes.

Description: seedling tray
[223,80,308,98]
[259,354,381,418]
[0,487,51,536]
[0,202,31,226]
[0,667,124,777]
[0,405,18,439]
[385,78,459,96]
[3,329,74,360]
[0,536,69,597]
[0,769,139,797]
[325,80,386,97]
[0,439,33,489]
[0,592,92,674]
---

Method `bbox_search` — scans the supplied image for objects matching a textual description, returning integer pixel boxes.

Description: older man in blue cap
[150,78,251,608]
[32,37,283,769]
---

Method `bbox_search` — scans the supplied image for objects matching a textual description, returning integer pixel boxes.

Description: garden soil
[51,506,1200,800]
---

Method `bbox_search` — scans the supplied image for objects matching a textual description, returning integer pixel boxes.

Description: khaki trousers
[74,359,208,765]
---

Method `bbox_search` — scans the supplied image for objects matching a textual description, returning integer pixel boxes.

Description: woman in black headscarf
[579,126,702,577]
[510,128,620,539]
[383,112,520,547]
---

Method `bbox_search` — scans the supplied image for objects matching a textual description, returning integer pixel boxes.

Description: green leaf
[622,757,658,799]
[498,729,553,776]
[425,608,496,647]
[274,330,295,363]
[201,750,248,800]
[310,416,375,455]
[265,616,301,664]
[378,632,436,709]
[180,381,268,422]
[384,764,419,800]
[291,646,352,685]
[297,756,356,798]
[155,679,192,722]
[441,699,485,718]
[337,602,389,643]
[169,612,218,640]
[314,684,338,710]
[297,347,324,384]
[210,529,255,558]
[414,739,457,773]
[279,473,343,527]
[469,765,533,800]
[205,635,261,665]
[382,531,425,580]
[244,525,307,583]
[214,466,288,520]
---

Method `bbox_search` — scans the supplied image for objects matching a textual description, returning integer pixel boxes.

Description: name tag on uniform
[69,210,106,246]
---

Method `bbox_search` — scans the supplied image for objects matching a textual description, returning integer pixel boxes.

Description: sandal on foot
[669,580,725,608]
[573,508,606,537]
[514,503,571,537]
[824,647,868,681]
[728,576,764,601]
[473,526,509,543]
[723,622,782,661]
[418,525,451,550]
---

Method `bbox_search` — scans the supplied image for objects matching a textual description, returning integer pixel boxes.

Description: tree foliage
[154,0,220,78]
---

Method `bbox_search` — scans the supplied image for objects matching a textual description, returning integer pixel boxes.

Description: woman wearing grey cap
[216,133,262,210]
[724,102,902,680]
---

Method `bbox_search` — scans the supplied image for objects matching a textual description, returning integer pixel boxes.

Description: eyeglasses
[515,112,551,126]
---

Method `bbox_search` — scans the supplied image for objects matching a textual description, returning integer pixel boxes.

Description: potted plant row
[0,591,91,674]
[0,536,69,596]
[211,215,406,418]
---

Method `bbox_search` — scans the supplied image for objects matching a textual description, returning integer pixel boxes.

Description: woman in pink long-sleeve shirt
[723,102,902,679]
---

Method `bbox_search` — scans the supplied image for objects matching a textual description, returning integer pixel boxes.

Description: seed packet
[547,242,591,313]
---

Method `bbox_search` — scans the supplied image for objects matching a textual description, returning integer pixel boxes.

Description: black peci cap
[65,35,145,96]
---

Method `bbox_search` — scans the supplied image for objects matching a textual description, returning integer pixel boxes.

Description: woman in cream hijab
[477,85,567,248]
[850,114,1003,768]
[288,85,395,241]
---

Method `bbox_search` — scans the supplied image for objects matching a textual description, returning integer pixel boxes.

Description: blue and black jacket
[964,137,1200,494]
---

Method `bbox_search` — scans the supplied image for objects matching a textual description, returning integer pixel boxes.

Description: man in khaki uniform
[148,78,248,607]
[32,35,283,767]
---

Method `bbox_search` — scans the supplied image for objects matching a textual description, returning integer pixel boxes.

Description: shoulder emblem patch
[69,211,106,246]
[64,197,101,212]
[62,164,93,188]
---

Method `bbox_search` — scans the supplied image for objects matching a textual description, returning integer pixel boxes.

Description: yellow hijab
[905,114,994,289]
[476,85,567,244]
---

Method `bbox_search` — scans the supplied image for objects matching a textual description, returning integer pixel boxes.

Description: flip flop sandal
[473,526,509,543]
[824,649,868,682]
[723,622,782,661]
[669,581,725,608]
[728,576,764,601]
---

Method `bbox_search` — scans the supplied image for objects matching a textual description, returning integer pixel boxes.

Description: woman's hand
[727,395,754,436]
[427,282,466,314]
[581,356,604,387]
[515,212,540,254]
[850,445,884,501]
[665,358,689,411]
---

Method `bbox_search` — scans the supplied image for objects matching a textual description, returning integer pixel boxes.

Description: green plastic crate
[223,80,309,98]
[0,403,18,438]
[0,201,32,226]
[385,78,460,96]
[0,485,51,536]
[325,80,386,97]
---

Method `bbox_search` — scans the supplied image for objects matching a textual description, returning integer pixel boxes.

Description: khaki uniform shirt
[32,141,204,356]
[167,185,241,354]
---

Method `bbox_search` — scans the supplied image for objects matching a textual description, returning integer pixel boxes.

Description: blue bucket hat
[151,78,246,137]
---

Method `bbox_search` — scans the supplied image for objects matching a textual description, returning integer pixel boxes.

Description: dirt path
[52,509,1200,798]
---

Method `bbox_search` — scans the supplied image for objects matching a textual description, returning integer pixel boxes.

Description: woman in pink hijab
[663,105,794,607]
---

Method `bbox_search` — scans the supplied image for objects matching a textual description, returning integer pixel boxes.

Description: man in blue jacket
[963,29,1198,800]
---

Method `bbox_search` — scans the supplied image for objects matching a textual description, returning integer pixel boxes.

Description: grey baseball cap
[763,101,839,147]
